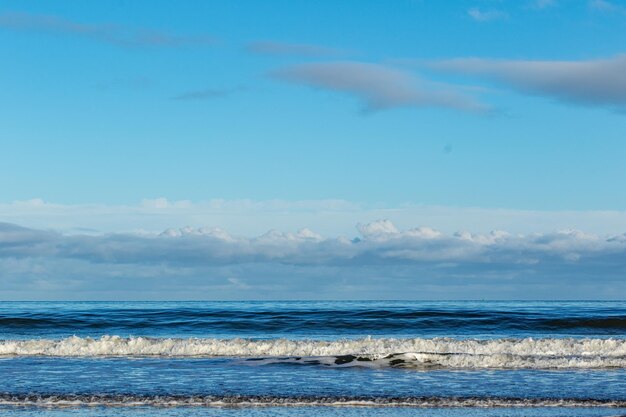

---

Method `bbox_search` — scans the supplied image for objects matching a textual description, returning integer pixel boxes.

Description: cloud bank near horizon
[4,198,626,237]
[1,220,625,300]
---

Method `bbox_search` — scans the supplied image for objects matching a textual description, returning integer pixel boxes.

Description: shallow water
[5,408,626,417]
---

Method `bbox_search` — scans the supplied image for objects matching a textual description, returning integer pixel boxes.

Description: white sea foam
[0,394,625,408]
[1,336,625,369]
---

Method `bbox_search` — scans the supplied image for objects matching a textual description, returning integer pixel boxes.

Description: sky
[1,0,626,300]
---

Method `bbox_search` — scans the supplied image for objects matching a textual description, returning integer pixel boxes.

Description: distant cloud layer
[4,198,626,237]
[0,11,214,47]
[1,220,625,300]
[272,61,487,112]
[429,55,626,109]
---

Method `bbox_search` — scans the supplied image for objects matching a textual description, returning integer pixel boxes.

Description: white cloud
[356,219,399,238]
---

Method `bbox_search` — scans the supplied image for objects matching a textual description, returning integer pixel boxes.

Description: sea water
[0,301,624,416]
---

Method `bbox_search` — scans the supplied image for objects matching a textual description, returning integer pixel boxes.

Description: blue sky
[1,0,626,299]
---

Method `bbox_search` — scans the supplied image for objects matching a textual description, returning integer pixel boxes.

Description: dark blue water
[1,301,624,338]
[0,301,624,416]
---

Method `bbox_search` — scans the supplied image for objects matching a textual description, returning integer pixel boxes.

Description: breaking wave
[1,394,625,408]
[1,336,626,369]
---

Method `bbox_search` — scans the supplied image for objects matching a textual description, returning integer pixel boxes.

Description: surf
[1,394,625,408]
[1,336,625,369]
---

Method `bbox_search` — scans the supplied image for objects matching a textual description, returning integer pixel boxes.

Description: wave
[1,336,626,369]
[1,394,625,408]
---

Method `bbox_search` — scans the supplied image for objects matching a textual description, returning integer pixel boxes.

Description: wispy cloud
[246,40,345,57]
[95,77,155,91]
[1,220,626,299]
[0,11,215,47]
[589,0,626,14]
[171,87,245,101]
[532,0,557,9]
[429,55,626,109]
[467,7,509,22]
[272,61,487,113]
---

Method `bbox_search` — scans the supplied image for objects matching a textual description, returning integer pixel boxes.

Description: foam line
[1,336,625,369]
[1,394,625,408]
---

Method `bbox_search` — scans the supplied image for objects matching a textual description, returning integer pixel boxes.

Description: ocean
[0,301,624,417]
